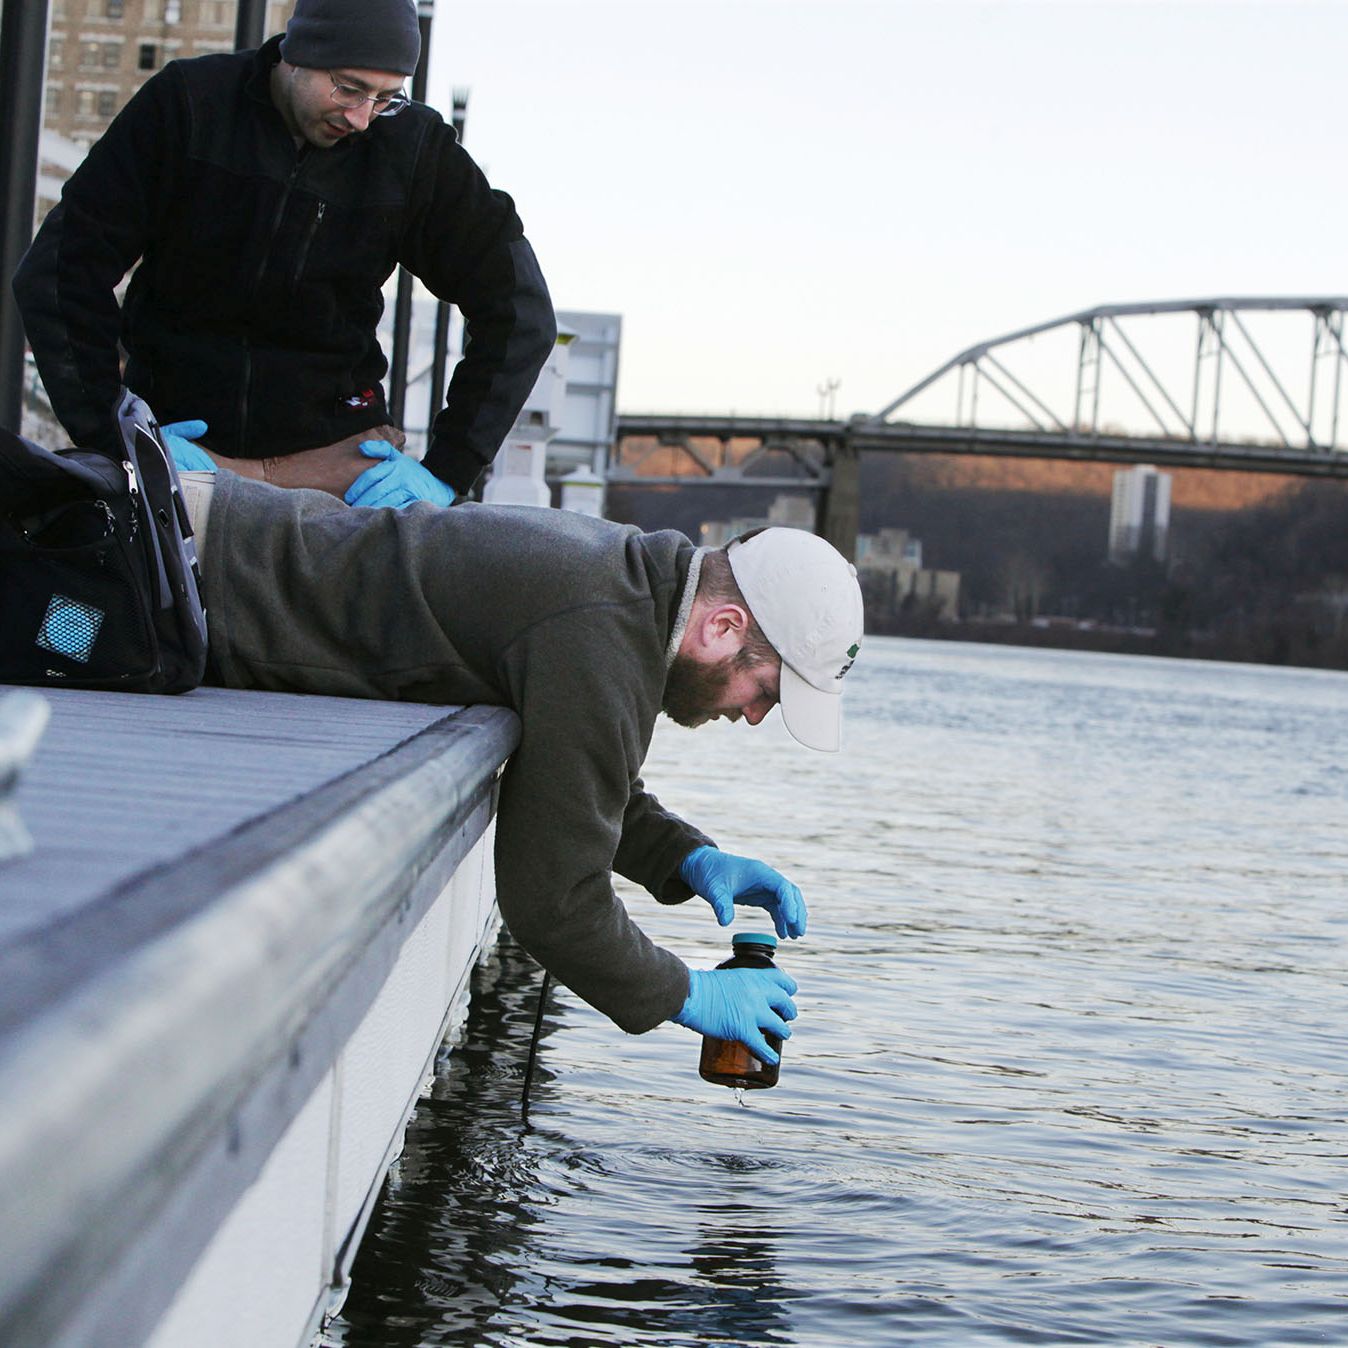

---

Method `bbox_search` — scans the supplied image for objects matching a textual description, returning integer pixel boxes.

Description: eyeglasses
[327,72,410,118]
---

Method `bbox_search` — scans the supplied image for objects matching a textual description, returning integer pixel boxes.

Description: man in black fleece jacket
[186,469,865,1063]
[12,0,553,508]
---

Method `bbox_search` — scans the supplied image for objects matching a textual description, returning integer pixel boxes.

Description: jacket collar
[665,548,706,669]
[244,34,286,108]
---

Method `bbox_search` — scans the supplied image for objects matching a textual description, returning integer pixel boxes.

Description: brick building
[38,1,292,217]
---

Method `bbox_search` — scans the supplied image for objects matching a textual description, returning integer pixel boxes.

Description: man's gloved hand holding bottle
[672,964,798,1068]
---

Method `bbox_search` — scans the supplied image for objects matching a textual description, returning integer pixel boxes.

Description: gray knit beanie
[280,0,421,76]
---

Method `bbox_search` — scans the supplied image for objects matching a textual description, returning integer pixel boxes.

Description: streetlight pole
[233,0,268,52]
[387,0,435,430]
[0,0,51,432]
[425,87,468,443]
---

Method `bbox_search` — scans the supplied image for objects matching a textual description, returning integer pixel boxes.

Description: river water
[326,639,1348,1347]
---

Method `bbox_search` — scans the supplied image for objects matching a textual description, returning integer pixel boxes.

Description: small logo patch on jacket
[339,388,379,411]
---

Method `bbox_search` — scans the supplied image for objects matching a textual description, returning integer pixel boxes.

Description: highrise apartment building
[39,1,292,217]
[1108,463,1172,564]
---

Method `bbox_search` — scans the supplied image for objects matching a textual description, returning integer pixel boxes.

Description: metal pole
[1089,320,1103,434]
[1210,311,1225,443]
[1095,331,1179,438]
[386,278,412,427]
[0,0,51,432]
[1307,313,1322,450]
[1074,321,1087,432]
[1205,316,1292,448]
[424,300,452,441]
[1107,315,1192,433]
[233,0,268,51]
[1190,313,1207,443]
[983,352,1064,430]
[388,2,435,429]
[1077,321,1102,434]
[1331,310,1344,451]
[426,87,468,441]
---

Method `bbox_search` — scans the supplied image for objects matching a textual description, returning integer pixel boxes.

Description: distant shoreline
[868,617,1348,674]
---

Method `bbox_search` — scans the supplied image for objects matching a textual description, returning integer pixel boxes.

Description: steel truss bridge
[612,297,1348,557]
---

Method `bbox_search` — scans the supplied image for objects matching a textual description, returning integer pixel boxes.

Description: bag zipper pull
[123,459,141,536]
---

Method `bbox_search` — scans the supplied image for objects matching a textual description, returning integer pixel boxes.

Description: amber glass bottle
[698,932,784,1089]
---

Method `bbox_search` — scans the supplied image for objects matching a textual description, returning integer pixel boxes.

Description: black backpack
[0,391,208,693]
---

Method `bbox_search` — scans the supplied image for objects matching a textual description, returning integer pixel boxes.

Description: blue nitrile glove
[679,845,807,939]
[160,419,215,471]
[344,439,455,509]
[672,966,799,1065]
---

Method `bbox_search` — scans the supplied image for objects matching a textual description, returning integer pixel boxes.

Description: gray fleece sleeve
[614,778,713,904]
[491,609,692,1034]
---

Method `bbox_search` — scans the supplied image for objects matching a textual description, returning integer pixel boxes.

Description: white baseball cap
[727,528,864,752]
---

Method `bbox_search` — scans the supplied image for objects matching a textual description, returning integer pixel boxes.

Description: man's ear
[696,602,751,657]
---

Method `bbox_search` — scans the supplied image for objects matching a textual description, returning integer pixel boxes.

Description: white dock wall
[0,689,521,1348]
[148,823,499,1348]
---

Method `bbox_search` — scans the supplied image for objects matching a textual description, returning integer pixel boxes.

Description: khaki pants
[179,471,216,554]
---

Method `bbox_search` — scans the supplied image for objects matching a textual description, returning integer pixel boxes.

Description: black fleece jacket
[12,37,555,495]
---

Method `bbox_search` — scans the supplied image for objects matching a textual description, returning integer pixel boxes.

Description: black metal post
[424,300,451,442]
[0,0,51,431]
[386,282,413,430]
[233,0,269,51]
[425,87,468,441]
[387,2,435,428]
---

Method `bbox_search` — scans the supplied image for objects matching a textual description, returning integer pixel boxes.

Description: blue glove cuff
[672,968,704,1027]
[679,845,715,887]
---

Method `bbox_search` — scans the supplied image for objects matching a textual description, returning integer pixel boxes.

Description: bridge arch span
[872,297,1348,456]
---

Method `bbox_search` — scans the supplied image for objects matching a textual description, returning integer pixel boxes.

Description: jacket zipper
[249,154,308,298]
[291,201,325,294]
[238,339,252,456]
[241,149,309,448]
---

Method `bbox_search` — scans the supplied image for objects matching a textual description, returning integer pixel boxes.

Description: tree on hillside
[1179,479,1348,665]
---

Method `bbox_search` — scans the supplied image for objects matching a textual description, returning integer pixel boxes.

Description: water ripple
[328,641,1348,1346]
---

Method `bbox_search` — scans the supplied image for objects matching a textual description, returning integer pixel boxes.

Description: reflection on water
[328,640,1348,1346]
[328,940,796,1347]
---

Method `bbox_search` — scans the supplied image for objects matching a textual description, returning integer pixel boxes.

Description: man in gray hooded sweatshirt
[188,470,865,1061]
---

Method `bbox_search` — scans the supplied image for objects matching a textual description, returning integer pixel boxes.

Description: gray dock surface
[2,685,455,941]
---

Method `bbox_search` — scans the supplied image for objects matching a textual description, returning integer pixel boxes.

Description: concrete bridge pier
[818,435,860,561]
[609,416,866,561]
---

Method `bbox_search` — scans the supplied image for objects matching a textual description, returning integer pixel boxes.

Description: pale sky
[427,1,1348,422]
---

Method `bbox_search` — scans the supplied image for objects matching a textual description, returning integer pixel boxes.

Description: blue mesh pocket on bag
[35,594,106,664]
